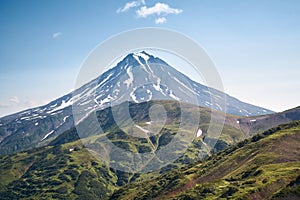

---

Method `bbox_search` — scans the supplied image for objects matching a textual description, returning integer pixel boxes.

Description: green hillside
[0,102,299,199]
[0,101,245,199]
[111,121,300,200]
[0,140,118,199]
[45,100,247,172]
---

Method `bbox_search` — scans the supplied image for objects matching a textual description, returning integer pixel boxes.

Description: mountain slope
[76,51,272,116]
[0,100,246,199]
[238,106,300,136]
[0,51,273,155]
[1,117,298,199]
[110,121,300,200]
[54,100,247,172]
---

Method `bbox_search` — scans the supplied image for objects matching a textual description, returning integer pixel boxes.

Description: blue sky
[0,0,300,116]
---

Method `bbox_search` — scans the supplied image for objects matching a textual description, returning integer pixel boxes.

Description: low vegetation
[0,101,299,199]
[111,121,300,199]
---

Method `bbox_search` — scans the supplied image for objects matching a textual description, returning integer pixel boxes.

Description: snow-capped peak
[134,51,150,61]
[133,51,150,62]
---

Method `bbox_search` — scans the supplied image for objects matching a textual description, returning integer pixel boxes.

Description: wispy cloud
[116,1,182,24]
[23,99,41,108]
[155,17,167,24]
[10,96,20,104]
[136,2,183,18]
[0,96,21,109]
[52,32,63,39]
[117,0,146,13]
[0,96,49,117]
[0,103,10,108]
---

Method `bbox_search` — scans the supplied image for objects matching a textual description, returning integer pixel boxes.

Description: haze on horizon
[0,0,299,117]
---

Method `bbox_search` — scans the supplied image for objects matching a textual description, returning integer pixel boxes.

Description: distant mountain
[0,51,274,155]
[0,98,74,155]
[238,106,300,136]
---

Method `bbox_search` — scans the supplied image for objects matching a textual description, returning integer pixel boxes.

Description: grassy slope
[110,121,300,200]
[48,100,246,173]
[0,102,299,199]
[0,101,246,199]
[0,140,118,200]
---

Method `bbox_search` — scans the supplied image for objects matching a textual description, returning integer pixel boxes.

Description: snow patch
[75,110,94,125]
[173,77,196,95]
[35,122,39,126]
[153,83,160,92]
[196,129,203,137]
[130,89,138,103]
[49,99,72,113]
[50,110,63,115]
[42,130,54,141]
[20,116,30,120]
[169,90,180,101]
[50,103,57,108]
[133,54,151,74]
[146,62,154,74]
[203,90,211,94]
[134,52,149,61]
[152,77,166,96]
[79,100,92,106]
[135,124,150,134]
[205,101,212,106]
[84,106,94,111]
[124,66,134,88]
[21,110,31,115]
[214,104,222,111]
[63,116,70,122]
[99,73,113,86]
[99,94,114,106]
[21,115,43,121]
[146,89,153,100]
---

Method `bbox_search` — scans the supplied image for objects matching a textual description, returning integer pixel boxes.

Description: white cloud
[155,17,167,24]
[0,97,50,117]
[136,2,183,18]
[0,96,21,110]
[0,103,10,108]
[10,96,20,104]
[52,32,62,39]
[23,99,40,108]
[117,0,146,13]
